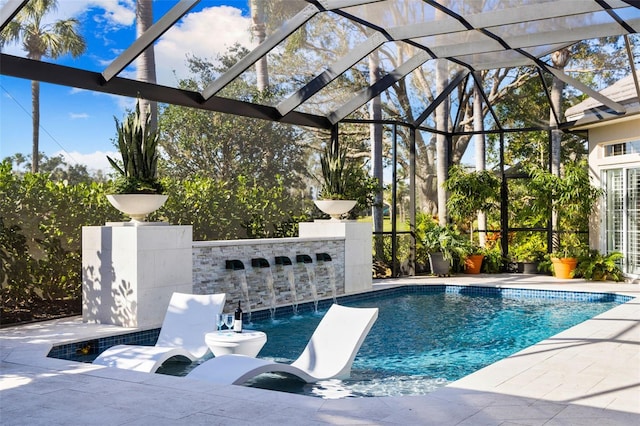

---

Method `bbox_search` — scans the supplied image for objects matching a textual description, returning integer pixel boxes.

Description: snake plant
[319,142,353,200]
[107,99,163,194]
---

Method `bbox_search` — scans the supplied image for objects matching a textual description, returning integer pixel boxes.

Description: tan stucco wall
[587,115,640,251]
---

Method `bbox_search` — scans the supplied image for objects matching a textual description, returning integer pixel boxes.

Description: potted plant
[546,233,587,279]
[314,139,377,220]
[528,161,603,279]
[106,99,167,223]
[464,244,485,274]
[575,250,625,282]
[510,234,546,274]
[420,221,472,276]
[443,165,500,274]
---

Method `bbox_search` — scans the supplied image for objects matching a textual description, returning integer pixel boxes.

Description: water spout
[266,268,276,320]
[275,256,292,266]
[296,254,313,264]
[316,253,332,262]
[225,259,245,270]
[286,266,298,316]
[326,262,338,304]
[316,253,337,303]
[237,271,251,323]
[226,260,250,321]
[251,258,270,268]
[226,265,251,323]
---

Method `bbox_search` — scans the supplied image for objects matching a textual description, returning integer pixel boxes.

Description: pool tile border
[48,285,631,361]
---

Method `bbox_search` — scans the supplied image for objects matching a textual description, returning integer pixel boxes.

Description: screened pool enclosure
[2,0,639,276]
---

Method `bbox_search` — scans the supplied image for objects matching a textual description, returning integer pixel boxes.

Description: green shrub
[575,250,625,282]
[1,160,311,316]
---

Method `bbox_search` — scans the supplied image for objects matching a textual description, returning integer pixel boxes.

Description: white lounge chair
[186,303,378,385]
[93,292,226,373]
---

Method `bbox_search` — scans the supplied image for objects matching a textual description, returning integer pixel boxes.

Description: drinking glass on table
[216,313,224,332]
[224,314,234,331]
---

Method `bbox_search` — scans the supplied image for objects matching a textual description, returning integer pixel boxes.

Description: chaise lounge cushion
[92,292,226,373]
[186,303,378,385]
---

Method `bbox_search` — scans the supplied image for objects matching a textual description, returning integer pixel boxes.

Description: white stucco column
[82,224,193,328]
[298,221,372,294]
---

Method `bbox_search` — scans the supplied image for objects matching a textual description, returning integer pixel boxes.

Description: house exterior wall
[587,116,640,275]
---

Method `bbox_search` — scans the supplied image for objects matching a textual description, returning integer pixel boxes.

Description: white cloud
[1,1,135,55]
[154,6,256,85]
[1,3,254,86]
[58,1,135,27]
[69,113,90,119]
[55,150,118,173]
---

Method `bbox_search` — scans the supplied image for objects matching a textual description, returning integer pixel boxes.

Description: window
[604,140,640,156]
[603,167,640,275]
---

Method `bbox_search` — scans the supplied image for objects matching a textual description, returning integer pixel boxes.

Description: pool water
[158,291,622,399]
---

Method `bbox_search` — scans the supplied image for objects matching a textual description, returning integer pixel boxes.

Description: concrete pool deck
[1,274,639,425]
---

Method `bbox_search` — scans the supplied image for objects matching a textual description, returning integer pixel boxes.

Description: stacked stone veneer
[192,237,345,314]
[83,221,372,328]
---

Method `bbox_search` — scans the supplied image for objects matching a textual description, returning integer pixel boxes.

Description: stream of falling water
[265,267,276,320]
[285,265,298,315]
[325,262,337,304]
[234,269,252,323]
[303,263,318,312]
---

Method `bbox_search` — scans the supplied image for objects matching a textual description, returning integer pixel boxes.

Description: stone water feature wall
[83,221,371,328]
[192,237,345,314]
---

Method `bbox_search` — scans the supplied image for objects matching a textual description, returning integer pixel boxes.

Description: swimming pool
[158,285,627,399]
[49,285,629,399]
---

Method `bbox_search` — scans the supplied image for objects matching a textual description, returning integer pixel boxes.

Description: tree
[369,51,384,258]
[250,0,269,90]
[158,51,307,193]
[548,48,570,250]
[4,152,93,184]
[0,0,85,173]
[136,0,157,132]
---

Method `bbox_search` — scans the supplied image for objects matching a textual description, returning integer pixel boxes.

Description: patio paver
[1,275,638,425]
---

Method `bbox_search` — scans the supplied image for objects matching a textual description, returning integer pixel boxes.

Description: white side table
[205,331,267,357]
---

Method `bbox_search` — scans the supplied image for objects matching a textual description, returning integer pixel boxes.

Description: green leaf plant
[107,99,164,194]
[319,141,353,200]
[575,250,625,282]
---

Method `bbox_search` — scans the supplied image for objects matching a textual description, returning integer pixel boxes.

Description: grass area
[358,216,410,232]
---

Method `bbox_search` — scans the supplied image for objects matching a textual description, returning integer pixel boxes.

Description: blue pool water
[51,286,627,399]
[221,290,623,398]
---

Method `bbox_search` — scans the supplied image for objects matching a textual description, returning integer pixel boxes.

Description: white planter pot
[107,194,168,223]
[314,199,357,221]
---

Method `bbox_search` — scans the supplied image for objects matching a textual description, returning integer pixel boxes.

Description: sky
[0,1,256,173]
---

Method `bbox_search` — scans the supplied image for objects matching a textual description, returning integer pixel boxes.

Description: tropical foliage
[443,165,501,245]
[575,250,625,282]
[510,233,546,262]
[0,160,113,321]
[107,99,163,194]
[319,141,352,200]
[0,0,85,173]
[527,159,602,255]
[415,213,472,269]
[0,161,310,323]
[444,166,500,221]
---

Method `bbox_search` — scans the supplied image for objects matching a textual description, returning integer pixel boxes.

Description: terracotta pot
[551,257,578,279]
[464,254,484,274]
